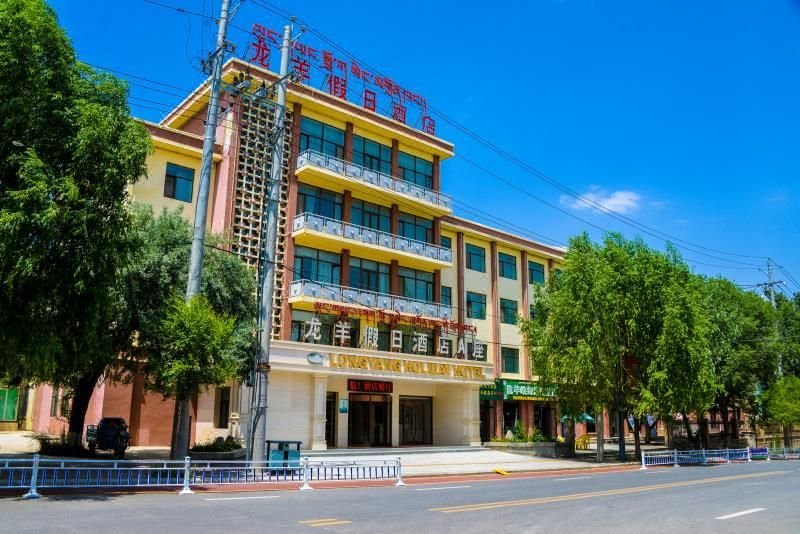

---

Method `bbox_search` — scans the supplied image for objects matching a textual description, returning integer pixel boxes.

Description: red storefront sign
[347,379,393,393]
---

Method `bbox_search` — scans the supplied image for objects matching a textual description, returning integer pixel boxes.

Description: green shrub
[35,434,91,457]
[190,436,242,452]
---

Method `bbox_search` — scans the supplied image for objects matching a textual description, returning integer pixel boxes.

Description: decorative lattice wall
[231,99,293,339]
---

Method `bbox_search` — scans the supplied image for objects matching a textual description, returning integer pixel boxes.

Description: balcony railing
[296,150,453,211]
[289,279,453,321]
[293,213,453,264]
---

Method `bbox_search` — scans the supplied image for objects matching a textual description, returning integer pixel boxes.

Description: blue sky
[49,0,800,290]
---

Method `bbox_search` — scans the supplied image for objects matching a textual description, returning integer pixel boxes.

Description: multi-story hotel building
[23,56,565,449]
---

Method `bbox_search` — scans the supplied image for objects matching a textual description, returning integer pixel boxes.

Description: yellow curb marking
[299,518,353,527]
[430,470,787,513]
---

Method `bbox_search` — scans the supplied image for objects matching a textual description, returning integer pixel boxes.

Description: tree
[521,233,717,459]
[763,376,800,446]
[0,0,150,443]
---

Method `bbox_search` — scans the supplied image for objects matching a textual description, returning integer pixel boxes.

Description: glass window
[349,257,390,294]
[352,135,392,174]
[466,292,486,319]
[500,298,518,324]
[215,387,230,429]
[530,304,536,319]
[293,246,341,284]
[528,260,545,285]
[399,212,433,243]
[299,117,345,158]
[164,163,194,203]
[467,342,488,361]
[298,184,342,220]
[398,151,433,189]
[351,199,390,233]
[399,267,433,302]
[50,389,60,417]
[440,236,452,249]
[498,252,517,280]
[466,244,486,272]
[502,347,520,373]
[441,286,452,307]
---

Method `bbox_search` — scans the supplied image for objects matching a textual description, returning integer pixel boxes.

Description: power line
[248,0,769,268]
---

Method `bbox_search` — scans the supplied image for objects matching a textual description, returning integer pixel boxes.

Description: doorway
[535,405,552,437]
[503,401,520,435]
[400,397,432,445]
[348,394,391,447]
[325,392,337,448]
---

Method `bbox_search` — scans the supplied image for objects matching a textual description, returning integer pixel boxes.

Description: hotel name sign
[328,354,486,380]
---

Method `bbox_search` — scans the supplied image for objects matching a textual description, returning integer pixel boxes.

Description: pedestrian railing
[1,455,405,498]
[639,447,798,469]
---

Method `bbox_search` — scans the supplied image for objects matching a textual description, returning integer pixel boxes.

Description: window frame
[293,246,341,285]
[466,291,487,319]
[466,244,486,273]
[440,285,452,307]
[164,163,194,203]
[298,184,342,220]
[501,347,520,374]
[499,298,518,325]
[498,252,517,280]
[299,116,345,159]
[528,260,545,285]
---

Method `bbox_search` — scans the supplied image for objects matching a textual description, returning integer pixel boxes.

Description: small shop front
[253,340,494,449]
[480,379,559,441]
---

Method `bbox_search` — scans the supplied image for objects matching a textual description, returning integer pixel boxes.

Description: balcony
[289,279,453,321]
[292,213,452,270]
[295,150,453,216]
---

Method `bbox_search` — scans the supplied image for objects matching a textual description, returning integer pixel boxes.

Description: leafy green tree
[0,0,150,443]
[763,376,800,446]
[522,233,717,458]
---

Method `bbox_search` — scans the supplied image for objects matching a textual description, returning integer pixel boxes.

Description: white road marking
[715,508,766,520]
[553,476,592,481]
[415,485,472,491]
[205,495,281,501]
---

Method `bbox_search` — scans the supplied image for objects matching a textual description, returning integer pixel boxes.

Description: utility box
[265,440,302,468]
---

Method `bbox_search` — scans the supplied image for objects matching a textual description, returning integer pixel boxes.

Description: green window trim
[466,291,487,319]
[501,347,520,374]
[164,163,194,203]
[440,286,452,307]
[500,298,518,325]
[498,252,517,280]
[528,260,545,285]
[466,244,486,273]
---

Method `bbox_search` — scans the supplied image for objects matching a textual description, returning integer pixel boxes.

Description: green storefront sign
[0,387,19,422]
[480,380,557,401]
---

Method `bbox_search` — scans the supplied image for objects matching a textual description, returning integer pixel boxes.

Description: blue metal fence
[640,447,799,469]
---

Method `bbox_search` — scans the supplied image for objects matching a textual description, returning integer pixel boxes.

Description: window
[293,246,341,284]
[440,286,452,307]
[530,305,536,319]
[398,151,433,188]
[298,184,342,220]
[399,267,433,302]
[351,199,390,233]
[350,257,390,294]
[528,260,545,285]
[498,252,517,280]
[440,235,451,249]
[500,298,518,324]
[399,212,433,243]
[215,387,230,429]
[466,292,486,319]
[50,389,60,417]
[466,244,486,272]
[352,135,391,174]
[502,347,520,373]
[299,117,345,158]
[164,163,194,203]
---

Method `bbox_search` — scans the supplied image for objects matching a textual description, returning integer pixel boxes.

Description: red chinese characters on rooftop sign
[246,24,435,135]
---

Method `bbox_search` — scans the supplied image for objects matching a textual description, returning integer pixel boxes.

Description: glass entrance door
[400,397,432,445]
[325,392,337,447]
[348,394,390,447]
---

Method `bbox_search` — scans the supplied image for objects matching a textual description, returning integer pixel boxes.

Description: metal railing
[297,150,452,210]
[2,455,405,498]
[293,212,453,264]
[639,447,778,469]
[290,278,453,321]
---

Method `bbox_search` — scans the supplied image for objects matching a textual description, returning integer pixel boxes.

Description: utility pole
[758,257,788,445]
[173,0,233,460]
[250,24,292,462]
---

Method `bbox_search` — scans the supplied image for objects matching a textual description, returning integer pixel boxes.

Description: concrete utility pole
[250,24,292,462]
[173,0,233,460]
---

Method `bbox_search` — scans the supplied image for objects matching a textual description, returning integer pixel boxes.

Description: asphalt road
[2,461,798,533]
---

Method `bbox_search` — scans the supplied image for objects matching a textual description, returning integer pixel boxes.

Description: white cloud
[560,187,642,215]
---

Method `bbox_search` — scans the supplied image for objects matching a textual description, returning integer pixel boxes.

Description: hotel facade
[20,57,566,449]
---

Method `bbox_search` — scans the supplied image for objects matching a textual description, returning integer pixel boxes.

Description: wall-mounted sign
[347,379,393,394]
[330,354,486,381]
[479,382,503,401]
[498,380,557,401]
[314,302,478,336]
[339,399,348,414]
[306,352,324,365]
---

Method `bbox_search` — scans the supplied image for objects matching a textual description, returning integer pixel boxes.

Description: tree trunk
[699,417,710,449]
[67,368,104,448]
[564,420,576,458]
[784,425,792,448]
[731,402,740,440]
[681,412,693,440]
[718,397,730,448]
[665,419,673,449]
[595,407,605,462]
[170,396,192,460]
[633,416,642,459]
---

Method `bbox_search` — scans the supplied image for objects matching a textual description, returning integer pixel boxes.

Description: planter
[189,448,246,460]
[486,441,572,458]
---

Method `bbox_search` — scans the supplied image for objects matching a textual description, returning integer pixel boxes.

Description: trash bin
[265,440,302,469]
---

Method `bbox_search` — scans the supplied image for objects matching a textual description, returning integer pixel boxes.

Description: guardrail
[639,447,798,470]
[1,455,405,498]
